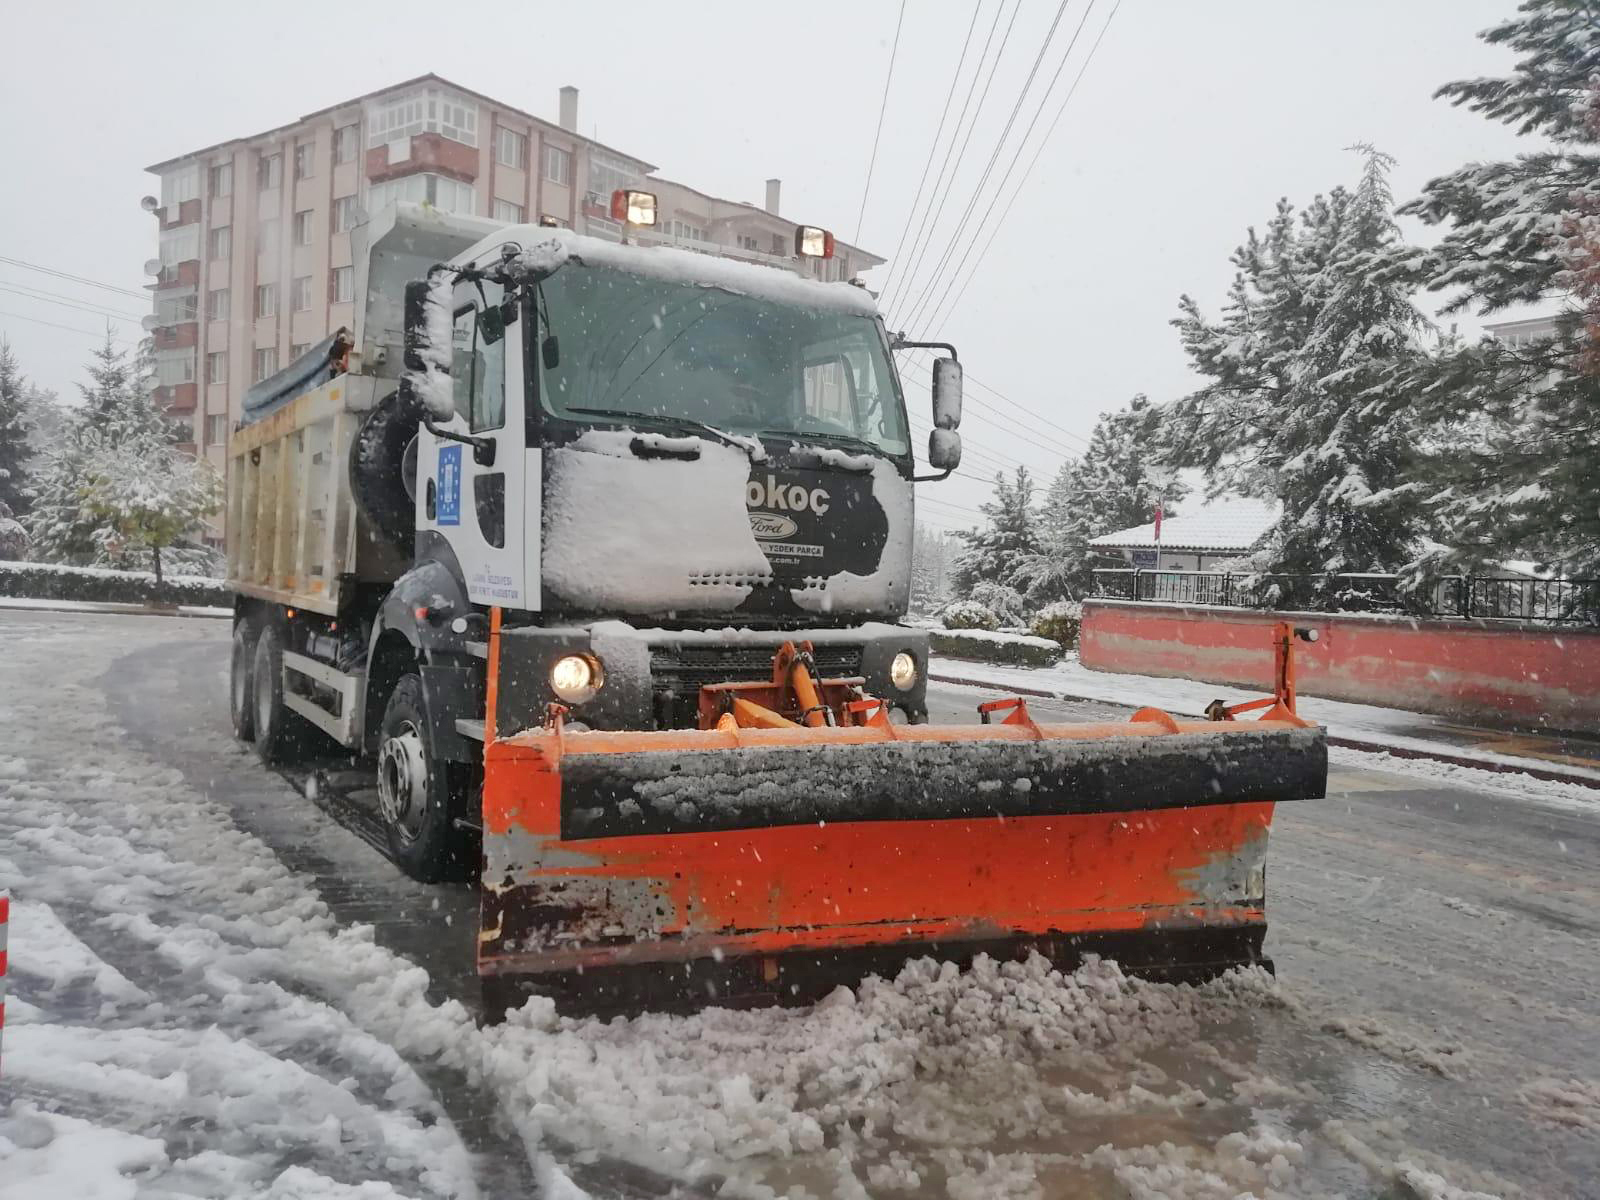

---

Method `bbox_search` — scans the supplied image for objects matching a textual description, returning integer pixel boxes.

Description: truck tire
[230,618,261,742]
[376,674,470,882]
[252,622,311,764]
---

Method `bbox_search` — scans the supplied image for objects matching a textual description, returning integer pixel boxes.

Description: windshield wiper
[565,407,760,459]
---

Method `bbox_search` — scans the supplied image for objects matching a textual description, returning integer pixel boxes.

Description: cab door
[417,280,528,608]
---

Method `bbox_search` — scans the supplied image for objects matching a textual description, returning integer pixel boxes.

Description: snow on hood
[790,456,912,615]
[542,430,773,613]
[508,228,879,317]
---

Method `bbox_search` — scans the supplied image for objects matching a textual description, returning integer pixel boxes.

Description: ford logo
[749,513,798,540]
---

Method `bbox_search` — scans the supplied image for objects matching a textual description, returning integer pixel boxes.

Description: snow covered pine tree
[1392,0,1600,576]
[0,339,33,521]
[1164,147,1433,597]
[952,465,1041,608]
[1019,396,1184,602]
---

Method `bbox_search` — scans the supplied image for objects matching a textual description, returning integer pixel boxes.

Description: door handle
[426,477,436,521]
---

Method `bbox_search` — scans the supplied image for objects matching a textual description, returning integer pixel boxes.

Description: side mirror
[931,357,962,429]
[542,335,561,370]
[927,427,962,471]
[477,305,505,346]
[401,280,431,372]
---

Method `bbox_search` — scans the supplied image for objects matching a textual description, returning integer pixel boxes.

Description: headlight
[550,654,604,704]
[889,651,918,691]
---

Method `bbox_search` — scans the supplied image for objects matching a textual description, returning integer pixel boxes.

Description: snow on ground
[0,613,1555,1198]
[929,653,1600,797]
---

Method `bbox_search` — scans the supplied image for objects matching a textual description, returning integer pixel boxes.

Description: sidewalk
[929,654,1600,792]
[0,596,231,619]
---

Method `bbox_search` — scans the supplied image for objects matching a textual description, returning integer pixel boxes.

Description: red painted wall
[1080,599,1600,730]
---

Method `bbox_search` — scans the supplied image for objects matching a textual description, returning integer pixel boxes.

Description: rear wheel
[252,622,312,764]
[230,618,260,741]
[377,674,470,882]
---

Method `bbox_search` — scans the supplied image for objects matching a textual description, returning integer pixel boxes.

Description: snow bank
[542,430,772,613]
[928,627,1063,668]
[510,228,878,316]
[0,559,230,608]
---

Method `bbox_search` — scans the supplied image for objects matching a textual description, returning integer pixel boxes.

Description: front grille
[650,644,863,698]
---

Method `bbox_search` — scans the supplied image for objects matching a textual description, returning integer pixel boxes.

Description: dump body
[225,374,401,614]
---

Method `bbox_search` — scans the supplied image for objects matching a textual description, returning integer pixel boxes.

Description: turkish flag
[1153,500,1163,542]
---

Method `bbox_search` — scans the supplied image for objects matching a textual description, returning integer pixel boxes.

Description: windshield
[532,263,910,456]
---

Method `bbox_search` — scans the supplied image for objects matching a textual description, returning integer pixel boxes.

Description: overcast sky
[1,0,1537,529]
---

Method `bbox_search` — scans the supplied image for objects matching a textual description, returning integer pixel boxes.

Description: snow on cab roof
[1089,497,1279,552]
[460,225,881,318]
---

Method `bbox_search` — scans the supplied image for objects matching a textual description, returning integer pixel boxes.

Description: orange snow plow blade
[478,624,1326,1015]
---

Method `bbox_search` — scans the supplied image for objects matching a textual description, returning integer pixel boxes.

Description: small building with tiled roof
[1089,498,1279,571]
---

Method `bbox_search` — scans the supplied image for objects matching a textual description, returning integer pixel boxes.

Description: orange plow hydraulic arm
[476,632,1327,1016]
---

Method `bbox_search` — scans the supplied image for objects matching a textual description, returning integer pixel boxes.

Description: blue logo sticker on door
[436,444,462,526]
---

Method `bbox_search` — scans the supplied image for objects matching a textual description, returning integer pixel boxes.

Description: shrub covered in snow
[0,559,229,607]
[929,627,1063,668]
[968,581,1028,626]
[940,599,999,631]
[1030,599,1083,649]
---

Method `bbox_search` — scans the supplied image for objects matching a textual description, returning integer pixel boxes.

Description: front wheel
[377,674,471,882]
[230,618,260,742]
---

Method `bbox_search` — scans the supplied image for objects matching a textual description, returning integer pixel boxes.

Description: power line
[0,284,144,324]
[902,358,1086,460]
[880,0,1017,311]
[876,2,982,300]
[0,309,128,341]
[895,0,1081,335]
[922,0,1120,340]
[854,0,908,243]
[0,255,148,301]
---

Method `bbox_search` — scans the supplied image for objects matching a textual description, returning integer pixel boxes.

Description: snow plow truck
[224,197,1326,1014]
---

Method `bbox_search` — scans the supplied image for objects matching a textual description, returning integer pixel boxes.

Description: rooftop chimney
[764,178,781,215]
[559,86,578,133]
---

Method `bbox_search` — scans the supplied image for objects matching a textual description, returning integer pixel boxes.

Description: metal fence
[1092,570,1600,625]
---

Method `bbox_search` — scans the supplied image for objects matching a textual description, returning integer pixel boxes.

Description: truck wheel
[252,623,310,764]
[377,674,469,882]
[230,619,261,742]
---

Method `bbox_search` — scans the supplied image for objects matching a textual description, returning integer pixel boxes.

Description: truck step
[455,718,486,742]
[465,641,489,660]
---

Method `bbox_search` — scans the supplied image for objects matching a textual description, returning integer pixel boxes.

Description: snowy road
[2,611,1597,1198]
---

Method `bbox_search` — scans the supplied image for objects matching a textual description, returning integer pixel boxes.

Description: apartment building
[142,73,884,511]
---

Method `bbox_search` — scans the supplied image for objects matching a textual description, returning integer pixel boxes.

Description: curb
[928,671,1600,793]
[0,598,231,620]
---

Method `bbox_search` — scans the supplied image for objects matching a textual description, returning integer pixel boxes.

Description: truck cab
[227,199,964,879]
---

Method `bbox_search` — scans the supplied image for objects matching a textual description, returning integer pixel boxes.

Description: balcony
[157,383,198,413]
[366,133,477,185]
[151,260,201,291]
[157,198,202,230]
[153,321,198,351]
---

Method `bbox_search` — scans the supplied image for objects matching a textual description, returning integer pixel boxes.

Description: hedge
[0,560,231,608]
[928,628,1064,668]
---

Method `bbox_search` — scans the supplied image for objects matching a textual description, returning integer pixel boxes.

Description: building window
[736,234,759,252]
[290,342,311,360]
[258,217,280,257]
[161,166,199,209]
[293,210,314,246]
[495,127,527,169]
[255,284,277,318]
[209,226,231,260]
[206,414,229,446]
[155,349,195,386]
[258,153,281,190]
[539,213,570,229]
[206,352,228,384]
[209,162,232,198]
[543,144,571,186]
[206,288,229,321]
[293,142,315,181]
[253,347,278,381]
[331,266,354,304]
[492,199,525,223]
[334,124,359,164]
[158,226,200,266]
[292,275,313,312]
[668,220,706,243]
[367,173,475,216]
[155,290,198,325]
[367,86,477,147]
[332,195,359,233]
